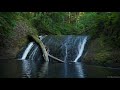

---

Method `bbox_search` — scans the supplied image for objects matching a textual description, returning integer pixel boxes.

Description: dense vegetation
[1,12,120,47]
[0,12,120,66]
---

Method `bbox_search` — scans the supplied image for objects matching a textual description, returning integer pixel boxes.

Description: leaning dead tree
[30,35,64,63]
[30,35,49,62]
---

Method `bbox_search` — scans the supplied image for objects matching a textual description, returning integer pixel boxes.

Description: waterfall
[28,46,38,60]
[41,35,88,62]
[21,42,34,60]
[17,35,88,78]
[19,35,88,62]
[74,36,88,62]
[64,43,68,62]
[74,62,84,78]
[20,35,46,60]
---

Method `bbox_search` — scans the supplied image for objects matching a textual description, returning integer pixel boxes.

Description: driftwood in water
[30,35,49,62]
[44,45,64,63]
[48,54,64,63]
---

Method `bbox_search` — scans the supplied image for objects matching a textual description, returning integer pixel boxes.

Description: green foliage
[77,12,120,48]
[0,12,18,37]
[0,12,38,38]
[96,12,120,48]
[76,12,98,35]
[1,12,120,49]
[95,50,111,64]
[32,12,83,35]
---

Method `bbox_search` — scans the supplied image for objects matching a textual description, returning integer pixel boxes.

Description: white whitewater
[64,43,68,62]
[74,36,87,62]
[21,42,34,60]
[20,35,47,60]
[29,46,38,60]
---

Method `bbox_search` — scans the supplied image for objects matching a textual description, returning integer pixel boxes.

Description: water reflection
[22,60,31,78]
[64,63,68,78]
[45,62,85,78]
[37,62,49,78]
[74,62,84,78]
[21,59,49,78]
[1,59,120,78]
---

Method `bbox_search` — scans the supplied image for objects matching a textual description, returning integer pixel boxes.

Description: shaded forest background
[0,12,120,67]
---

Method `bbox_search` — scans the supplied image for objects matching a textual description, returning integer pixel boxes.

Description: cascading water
[74,36,88,62]
[21,42,34,60]
[42,35,88,62]
[20,35,46,60]
[18,35,88,78]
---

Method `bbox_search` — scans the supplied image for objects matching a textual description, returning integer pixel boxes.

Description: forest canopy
[0,12,120,48]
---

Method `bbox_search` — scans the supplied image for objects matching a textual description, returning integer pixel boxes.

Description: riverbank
[82,37,120,68]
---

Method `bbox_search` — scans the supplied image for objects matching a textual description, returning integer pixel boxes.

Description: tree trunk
[29,35,64,63]
[30,35,49,62]
[48,54,64,63]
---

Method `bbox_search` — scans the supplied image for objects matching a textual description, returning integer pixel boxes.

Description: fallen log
[30,35,49,62]
[48,54,64,63]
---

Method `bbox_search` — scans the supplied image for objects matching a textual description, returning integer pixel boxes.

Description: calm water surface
[0,59,120,78]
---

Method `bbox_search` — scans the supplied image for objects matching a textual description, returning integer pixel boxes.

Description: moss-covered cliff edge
[82,37,120,68]
[0,20,38,59]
